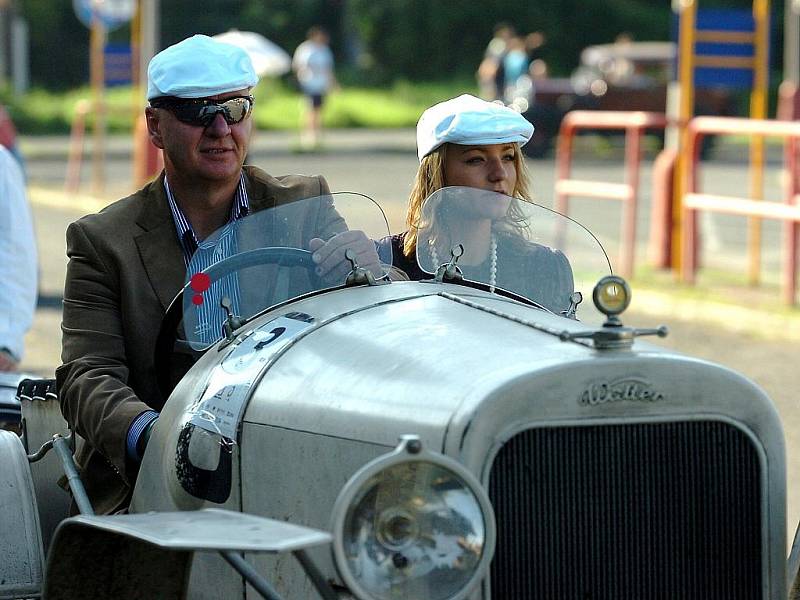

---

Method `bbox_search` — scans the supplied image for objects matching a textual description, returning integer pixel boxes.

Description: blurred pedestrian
[607,32,635,85]
[477,22,516,101]
[292,25,337,149]
[502,36,529,102]
[525,31,549,79]
[0,145,37,371]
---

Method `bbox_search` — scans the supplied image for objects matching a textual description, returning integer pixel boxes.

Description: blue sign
[673,8,772,90]
[73,0,136,31]
[104,43,133,87]
[695,9,755,88]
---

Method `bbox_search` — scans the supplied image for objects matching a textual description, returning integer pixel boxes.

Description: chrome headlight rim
[593,274,631,317]
[330,435,496,600]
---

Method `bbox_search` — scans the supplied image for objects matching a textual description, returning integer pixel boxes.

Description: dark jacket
[57,166,335,514]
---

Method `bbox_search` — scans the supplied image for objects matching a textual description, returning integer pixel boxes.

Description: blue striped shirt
[126,174,252,462]
[165,175,250,265]
[166,175,249,346]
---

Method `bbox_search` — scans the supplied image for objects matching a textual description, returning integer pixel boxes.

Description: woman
[382,94,574,314]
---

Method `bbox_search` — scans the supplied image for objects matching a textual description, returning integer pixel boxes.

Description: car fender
[0,430,44,600]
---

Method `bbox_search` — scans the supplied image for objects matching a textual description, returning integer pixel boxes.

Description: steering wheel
[154,247,316,402]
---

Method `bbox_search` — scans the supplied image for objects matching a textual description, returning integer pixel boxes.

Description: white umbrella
[213,30,292,77]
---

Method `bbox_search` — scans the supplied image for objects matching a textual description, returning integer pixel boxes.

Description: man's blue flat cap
[147,34,258,100]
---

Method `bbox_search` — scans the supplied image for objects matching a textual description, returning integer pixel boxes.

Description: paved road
[18,130,800,542]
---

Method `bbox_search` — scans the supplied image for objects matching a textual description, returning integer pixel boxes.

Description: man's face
[146,89,253,186]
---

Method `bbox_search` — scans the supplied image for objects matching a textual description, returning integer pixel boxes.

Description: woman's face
[443,143,518,196]
[442,143,518,220]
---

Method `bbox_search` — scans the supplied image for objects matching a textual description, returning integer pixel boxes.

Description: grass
[627,264,800,342]
[2,78,478,135]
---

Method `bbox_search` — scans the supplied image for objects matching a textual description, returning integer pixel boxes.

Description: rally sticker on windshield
[188,312,314,439]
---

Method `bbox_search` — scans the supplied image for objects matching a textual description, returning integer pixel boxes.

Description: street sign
[104,43,132,86]
[674,8,772,90]
[73,0,136,31]
[694,9,757,89]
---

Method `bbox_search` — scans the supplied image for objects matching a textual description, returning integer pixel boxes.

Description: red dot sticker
[190,272,211,292]
[192,294,204,306]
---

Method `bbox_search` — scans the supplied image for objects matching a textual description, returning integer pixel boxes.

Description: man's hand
[0,348,19,372]
[309,230,383,286]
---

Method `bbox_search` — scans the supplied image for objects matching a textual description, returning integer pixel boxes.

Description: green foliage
[12,1,787,92]
[346,0,673,79]
[1,85,144,134]
[2,87,82,134]
[158,0,338,65]
[3,78,477,135]
[18,0,91,90]
[14,0,724,90]
[237,78,479,130]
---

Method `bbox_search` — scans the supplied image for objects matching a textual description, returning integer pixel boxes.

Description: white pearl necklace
[429,232,498,293]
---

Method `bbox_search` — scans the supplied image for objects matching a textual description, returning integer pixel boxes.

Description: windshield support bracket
[434,244,465,284]
[343,248,387,287]
[220,296,245,343]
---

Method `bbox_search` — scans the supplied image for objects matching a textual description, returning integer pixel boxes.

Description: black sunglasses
[150,95,255,127]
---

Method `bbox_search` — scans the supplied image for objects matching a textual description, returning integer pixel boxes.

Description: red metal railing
[554,110,668,278]
[64,100,91,195]
[681,116,800,304]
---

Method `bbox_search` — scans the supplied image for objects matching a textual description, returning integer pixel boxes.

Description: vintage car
[516,41,738,157]
[0,188,794,599]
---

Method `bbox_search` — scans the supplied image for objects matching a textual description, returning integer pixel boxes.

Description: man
[0,144,37,371]
[292,25,337,149]
[57,34,379,514]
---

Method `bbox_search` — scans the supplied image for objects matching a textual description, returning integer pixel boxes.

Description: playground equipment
[549,1,800,305]
[681,115,800,304]
[554,110,667,278]
[669,0,772,279]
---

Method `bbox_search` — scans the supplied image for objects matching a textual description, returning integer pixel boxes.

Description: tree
[16,0,775,90]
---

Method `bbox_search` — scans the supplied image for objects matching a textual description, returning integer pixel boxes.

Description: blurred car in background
[516,41,738,157]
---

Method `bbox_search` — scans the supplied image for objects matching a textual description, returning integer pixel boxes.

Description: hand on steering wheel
[154,247,318,402]
[309,230,383,286]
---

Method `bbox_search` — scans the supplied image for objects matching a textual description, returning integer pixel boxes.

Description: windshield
[182,192,391,349]
[415,187,612,322]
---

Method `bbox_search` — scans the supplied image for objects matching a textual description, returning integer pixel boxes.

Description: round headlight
[331,436,495,600]
[593,275,631,317]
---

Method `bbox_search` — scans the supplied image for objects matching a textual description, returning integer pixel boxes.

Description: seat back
[0,430,44,600]
[18,379,72,551]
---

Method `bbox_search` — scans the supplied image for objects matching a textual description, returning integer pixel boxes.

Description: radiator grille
[488,421,762,599]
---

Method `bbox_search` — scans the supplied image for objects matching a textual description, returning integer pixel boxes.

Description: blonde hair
[403,143,534,258]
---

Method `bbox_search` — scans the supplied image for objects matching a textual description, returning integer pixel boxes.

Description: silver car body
[132,278,786,599]
[0,189,788,599]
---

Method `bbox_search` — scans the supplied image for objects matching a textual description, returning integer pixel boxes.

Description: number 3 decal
[253,327,286,350]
